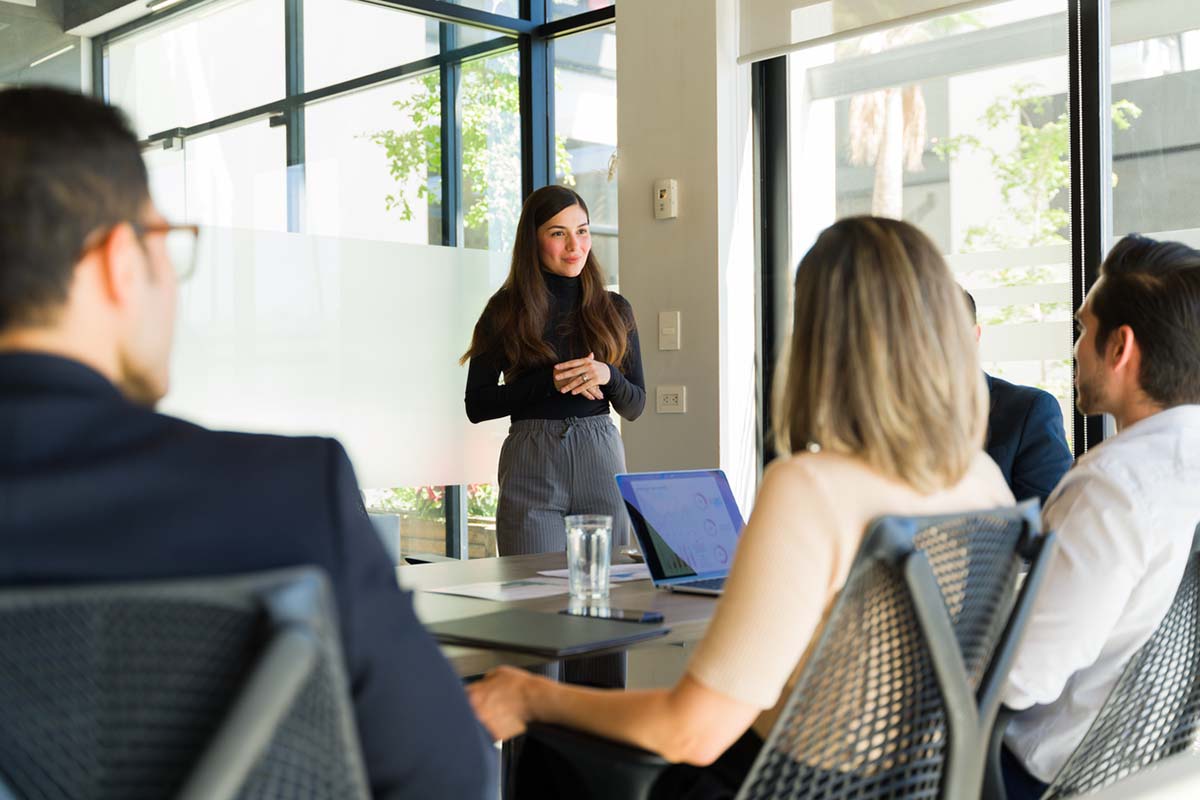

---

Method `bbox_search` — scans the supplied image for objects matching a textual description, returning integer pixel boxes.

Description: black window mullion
[439,22,462,248]
[439,20,469,559]
[1068,0,1112,457]
[752,57,789,470]
[519,0,549,198]
[284,0,306,234]
[92,40,107,100]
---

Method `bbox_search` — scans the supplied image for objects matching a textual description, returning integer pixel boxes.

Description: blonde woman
[467,217,1015,797]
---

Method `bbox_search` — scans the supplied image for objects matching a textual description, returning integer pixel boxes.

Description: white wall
[616,0,759,511]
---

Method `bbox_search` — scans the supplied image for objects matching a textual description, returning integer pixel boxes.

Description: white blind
[738,0,995,63]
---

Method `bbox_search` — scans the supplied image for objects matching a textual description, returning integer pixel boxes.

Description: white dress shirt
[1004,404,1200,782]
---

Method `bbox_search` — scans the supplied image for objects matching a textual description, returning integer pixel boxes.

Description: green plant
[366,54,573,251]
[376,486,445,519]
[933,84,1140,429]
[371,483,498,520]
[934,83,1140,251]
[465,483,499,518]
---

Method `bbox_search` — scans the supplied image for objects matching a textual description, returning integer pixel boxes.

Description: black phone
[559,606,664,624]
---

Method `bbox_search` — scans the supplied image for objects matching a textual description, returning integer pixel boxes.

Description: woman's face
[536,203,591,278]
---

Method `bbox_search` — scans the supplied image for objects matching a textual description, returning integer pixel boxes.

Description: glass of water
[565,514,612,602]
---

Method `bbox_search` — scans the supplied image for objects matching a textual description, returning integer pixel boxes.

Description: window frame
[92,0,616,557]
[752,0,1114,466]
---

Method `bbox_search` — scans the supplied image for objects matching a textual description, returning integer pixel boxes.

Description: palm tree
[846,29,929,219]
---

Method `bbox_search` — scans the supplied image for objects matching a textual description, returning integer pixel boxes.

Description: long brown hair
[773,216,987,493]
[460,186,629,376]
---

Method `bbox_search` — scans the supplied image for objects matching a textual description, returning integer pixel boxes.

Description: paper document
[426,578,569,602]
[536,563,651,583]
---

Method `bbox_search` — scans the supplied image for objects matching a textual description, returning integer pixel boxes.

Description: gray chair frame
[0,568,370,800]
[987,523,1200,800]
[522,503,1055,800]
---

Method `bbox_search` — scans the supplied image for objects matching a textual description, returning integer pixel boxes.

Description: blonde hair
[773,216,987,493]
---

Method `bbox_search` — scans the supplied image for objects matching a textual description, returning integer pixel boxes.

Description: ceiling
[0,0,82,89]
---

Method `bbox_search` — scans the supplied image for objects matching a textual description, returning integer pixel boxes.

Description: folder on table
[426,608,669,658]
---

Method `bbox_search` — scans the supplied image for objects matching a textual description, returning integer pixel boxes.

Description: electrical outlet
[656,385,687,414]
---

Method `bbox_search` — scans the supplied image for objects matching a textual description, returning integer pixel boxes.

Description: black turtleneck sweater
[464,271,646,423]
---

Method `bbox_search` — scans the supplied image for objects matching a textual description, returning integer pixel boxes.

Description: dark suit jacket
[0,353,494,800]
[985,373,1074,506]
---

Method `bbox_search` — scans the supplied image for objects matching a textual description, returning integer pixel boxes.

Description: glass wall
[107,0,285,138]
[460,51,523,254]
[1110,0,1200,244]
[554,24,618,284]
[305,77,440,244]
[783,0,1075,443]
[98,0,613,559]
[549,0,614,22]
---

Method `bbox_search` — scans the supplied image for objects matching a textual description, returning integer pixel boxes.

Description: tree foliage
[933,83,1140,414]
[934,82,1141,250]
[366,54,573,250]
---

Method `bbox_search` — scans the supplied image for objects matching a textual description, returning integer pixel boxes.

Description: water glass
[565,514,612,602]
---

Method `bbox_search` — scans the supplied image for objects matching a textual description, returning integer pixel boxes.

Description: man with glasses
[0,87,494,799]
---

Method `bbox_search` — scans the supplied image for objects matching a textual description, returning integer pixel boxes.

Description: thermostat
[654,178,678,220]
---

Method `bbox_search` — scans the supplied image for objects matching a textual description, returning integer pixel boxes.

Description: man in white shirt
[1001,234,1200,798]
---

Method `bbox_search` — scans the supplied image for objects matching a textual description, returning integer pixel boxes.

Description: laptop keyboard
[685,578,726,591]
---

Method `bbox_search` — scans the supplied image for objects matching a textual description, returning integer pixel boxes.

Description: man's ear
[95,222,142,307]
[1109,324,1138,372]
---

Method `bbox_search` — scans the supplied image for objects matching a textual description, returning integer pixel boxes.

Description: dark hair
[0,86,150,330]
[460,185,629,375]
[1091,234,1200,406]
[962,289,977,323]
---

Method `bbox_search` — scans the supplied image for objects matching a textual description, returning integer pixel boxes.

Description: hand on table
[467,665,543,741]
[554,353,610,400]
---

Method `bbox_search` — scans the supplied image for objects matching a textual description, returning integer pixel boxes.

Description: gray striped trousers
[496,416,631,556]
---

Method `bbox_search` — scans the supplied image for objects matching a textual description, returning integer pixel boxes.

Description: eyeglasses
[132,222,201,282]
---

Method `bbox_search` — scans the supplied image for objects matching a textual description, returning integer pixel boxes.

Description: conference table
[398,552,720,678]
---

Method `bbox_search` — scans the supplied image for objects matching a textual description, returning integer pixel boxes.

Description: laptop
[615,469,746,596]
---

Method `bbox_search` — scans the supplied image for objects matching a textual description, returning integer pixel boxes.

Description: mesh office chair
[0,568,370,800]
[521,503,1055,800]
[1033,523,1200,799]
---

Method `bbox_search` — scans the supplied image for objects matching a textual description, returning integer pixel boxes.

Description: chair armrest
[519,723,670,800]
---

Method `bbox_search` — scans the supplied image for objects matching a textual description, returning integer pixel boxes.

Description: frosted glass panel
[161,227,508,488]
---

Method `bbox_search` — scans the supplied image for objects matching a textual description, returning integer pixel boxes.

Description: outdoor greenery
[932,83,1141,424]
[366,53,573,251]
[934,83,1140,252]
[371,483,499,520]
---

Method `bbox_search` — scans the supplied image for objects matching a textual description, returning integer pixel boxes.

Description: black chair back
[736,503,1054,800]
[1041,523,1200,799]
[0,568,369,800]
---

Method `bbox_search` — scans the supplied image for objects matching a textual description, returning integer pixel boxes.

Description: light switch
[656,385,687,414]
[658,310,681,351]
[654,178,678,219]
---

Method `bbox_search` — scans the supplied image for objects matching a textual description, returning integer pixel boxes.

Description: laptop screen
[616,470,745,584]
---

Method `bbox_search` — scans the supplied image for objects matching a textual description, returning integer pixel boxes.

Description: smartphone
[559,606,664,624]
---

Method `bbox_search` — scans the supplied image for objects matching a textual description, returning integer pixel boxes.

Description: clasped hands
[553,353,610,400]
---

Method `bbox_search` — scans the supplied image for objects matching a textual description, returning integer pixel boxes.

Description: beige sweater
[687,450,1015,739]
